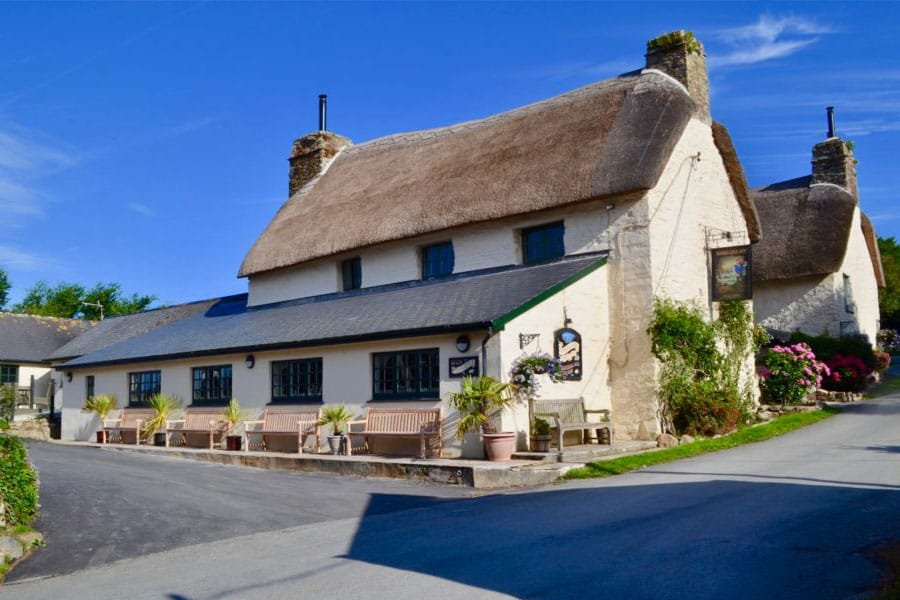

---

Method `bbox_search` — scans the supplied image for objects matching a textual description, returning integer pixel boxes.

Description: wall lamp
[245,355,255,369]
[455,335,471,353]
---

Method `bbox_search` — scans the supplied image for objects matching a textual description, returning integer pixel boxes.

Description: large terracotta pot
[483,432,516,461]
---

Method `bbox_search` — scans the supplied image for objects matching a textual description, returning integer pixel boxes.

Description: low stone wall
[757,403,821,422]
[5,419,51,441]
[813,389,863,403]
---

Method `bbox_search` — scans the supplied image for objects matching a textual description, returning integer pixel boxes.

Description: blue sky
[0,2,897,307]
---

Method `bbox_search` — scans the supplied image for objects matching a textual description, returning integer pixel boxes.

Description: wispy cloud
[711,15,832,67]
[127,202,156,217]
[0,244,54,270]
[523,58,635,82]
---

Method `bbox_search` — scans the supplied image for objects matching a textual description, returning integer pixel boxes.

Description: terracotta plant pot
[225,435,242,451]
[483,432,516,461]
[531,434,552,453]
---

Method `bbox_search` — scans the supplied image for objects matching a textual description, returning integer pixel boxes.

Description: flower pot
[327,435,343,455]
[96,431,105,444]
[531,434,552,453]
[153,432,166,447]
[483,432,516,461]
[225,435,242,451]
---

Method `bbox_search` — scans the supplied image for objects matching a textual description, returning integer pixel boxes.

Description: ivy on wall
[648,297,765,436]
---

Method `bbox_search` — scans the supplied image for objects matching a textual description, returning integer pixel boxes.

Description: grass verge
[564,407,839,480]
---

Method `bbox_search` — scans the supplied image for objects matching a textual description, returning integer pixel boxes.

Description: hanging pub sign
[711,245,752,301]
[554,328,582,381]
[449,356,479,378]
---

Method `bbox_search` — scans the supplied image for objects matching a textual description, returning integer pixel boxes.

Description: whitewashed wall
[840,207,881,343]
[246,200,621,307]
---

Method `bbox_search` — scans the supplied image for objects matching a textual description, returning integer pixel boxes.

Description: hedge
[0,435,39,527]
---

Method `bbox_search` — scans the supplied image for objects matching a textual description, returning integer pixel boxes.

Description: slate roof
[61,254,606,369]
[0,314,94,364]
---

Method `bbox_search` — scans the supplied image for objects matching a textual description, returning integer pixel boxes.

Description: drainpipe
[480,327,494,377]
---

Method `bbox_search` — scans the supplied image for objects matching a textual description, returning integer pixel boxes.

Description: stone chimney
[645,30,710,124]
[810,109,857,197]
[288,131,351,196]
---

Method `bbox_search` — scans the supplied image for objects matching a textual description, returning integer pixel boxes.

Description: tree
[877,236,900,329]
[0,269,9,309]
[13,281,155,320]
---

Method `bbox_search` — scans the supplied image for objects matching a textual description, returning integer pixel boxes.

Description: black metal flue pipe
[826,106,836,138]
[318,94,327,131]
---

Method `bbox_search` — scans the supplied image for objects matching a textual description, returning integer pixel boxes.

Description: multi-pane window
[85,375,95,401]
[522,221,565,265]
[192,365,232,405]
[372,348,440,400]
[271,358,323,403]
[843,274,856,314]
[421,242,455,279]
[128,370,161,406]
[0,364,18,387]
[341,257,362,291]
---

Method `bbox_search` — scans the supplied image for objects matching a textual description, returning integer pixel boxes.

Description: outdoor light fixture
[455,335,471,353]
[66,372,73,382]
[245,355,255,369]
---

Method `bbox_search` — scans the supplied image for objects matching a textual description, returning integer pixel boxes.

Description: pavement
[5,385,900,598]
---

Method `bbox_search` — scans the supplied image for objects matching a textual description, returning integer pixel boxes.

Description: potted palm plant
[222,399,245,451]
[143,393,181,446]
[531,417,552,452]
[318,405,353,455]
[449,375,516,461]
[83,394,118,443]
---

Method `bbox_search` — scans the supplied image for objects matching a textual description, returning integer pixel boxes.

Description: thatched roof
[240,70,696,277]
[860,212,886,287]
[751,177,857,282]
[0,314,94,364]
[711,121,761,243]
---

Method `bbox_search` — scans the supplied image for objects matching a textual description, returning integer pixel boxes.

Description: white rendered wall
[246,200,621,307]
[60,333,496,457]
[754,275,839,337]
[839,207,881,344]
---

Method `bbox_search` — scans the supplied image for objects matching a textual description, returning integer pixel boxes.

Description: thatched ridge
[239,70,696,277]
[751,177,857,282]
[711,121,761,243]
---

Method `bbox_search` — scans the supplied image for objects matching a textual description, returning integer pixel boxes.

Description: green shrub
[0,420,8,431]
[788,332,876,369]
[0,435,39,527]
[0,386,15,423]
[759,343,829,405]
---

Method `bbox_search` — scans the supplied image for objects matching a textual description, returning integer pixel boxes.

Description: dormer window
[522,221,565,265]
[341,257,362,291]
[422,242,454,279]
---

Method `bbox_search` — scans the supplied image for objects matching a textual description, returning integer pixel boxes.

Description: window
[421,242,455,279]
[192,365,232,405]
[341,257,362,291]
[0,364,17,387]
[843,274,856,314]
[522,221,565,265]
[271,358,323,403]
[372,348,440,400]
[85,376,95,401]
[128,371,161,406]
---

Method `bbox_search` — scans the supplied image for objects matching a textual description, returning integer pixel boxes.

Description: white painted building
[752,135,885,344]
[54,31,761,452]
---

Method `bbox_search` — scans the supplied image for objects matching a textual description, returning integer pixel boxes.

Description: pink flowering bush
[759,343,829,405]
[823,354,872,392]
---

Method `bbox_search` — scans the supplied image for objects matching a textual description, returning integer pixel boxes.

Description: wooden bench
[165,408,230,449]
[532,398,613,451]
[243,407,320,453]
[347,408,442,459]
[103,408,155,445]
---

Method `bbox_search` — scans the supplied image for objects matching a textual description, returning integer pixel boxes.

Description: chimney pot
[826,106,836,139]
[318,94,327,131]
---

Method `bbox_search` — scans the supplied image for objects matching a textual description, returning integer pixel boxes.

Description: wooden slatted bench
[347,408,442,459]
[243,407,320,453]
[103,408,155,445]
[532,398,613,451]
[165,408,230,449]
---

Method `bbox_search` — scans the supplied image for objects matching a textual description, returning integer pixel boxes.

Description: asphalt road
[5,390,900,599]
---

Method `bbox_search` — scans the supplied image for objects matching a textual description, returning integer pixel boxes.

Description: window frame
[341,257,362,291]
[128,370,161,407]
[0,364,18,387]
[522,221,565,265]
[85,375,95,401]
[372,348,440,401]
[270,358,323,404]
[191,365,233,406]
[421,241,455,280]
